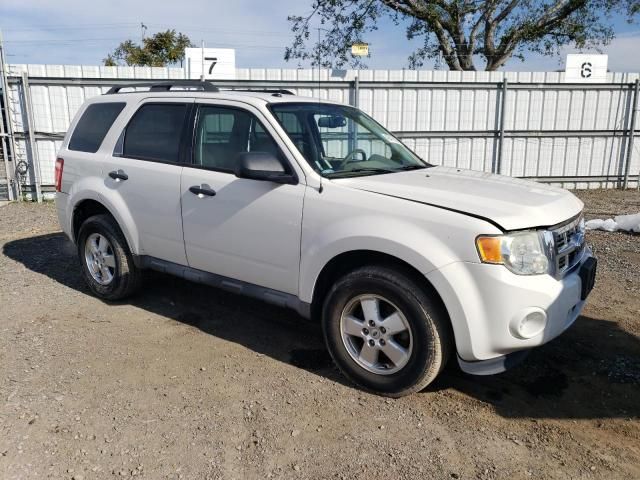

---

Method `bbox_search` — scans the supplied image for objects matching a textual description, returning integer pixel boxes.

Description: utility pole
[140,22,147,44]
[317,28,321,100]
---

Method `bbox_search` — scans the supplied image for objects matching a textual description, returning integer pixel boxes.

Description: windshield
[269,102,430,178]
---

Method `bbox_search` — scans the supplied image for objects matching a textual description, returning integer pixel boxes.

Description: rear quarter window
[122,103,188,163]
[68,102,126,153]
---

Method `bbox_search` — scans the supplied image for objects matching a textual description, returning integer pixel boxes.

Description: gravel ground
[0,189,639,480]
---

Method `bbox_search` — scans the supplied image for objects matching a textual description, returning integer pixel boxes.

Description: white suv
[55,81,597,397]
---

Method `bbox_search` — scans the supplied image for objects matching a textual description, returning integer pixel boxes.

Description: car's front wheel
[322,265,451,397]
[77,214,141,301]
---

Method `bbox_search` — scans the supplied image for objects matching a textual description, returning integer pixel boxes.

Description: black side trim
[134,255,311,318]
[356,189,506,232]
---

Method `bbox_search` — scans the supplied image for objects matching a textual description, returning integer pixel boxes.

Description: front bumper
[426,247,595,369]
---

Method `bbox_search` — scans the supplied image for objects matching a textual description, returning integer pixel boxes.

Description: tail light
[54,157,64,192]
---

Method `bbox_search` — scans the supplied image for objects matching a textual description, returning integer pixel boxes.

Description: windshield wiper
[325,167,396,178]
[394,164,429,171]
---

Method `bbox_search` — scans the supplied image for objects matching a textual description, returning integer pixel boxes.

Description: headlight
[476,231,552,275]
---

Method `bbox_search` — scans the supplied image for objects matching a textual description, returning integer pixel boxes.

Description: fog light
[510,308,547,339]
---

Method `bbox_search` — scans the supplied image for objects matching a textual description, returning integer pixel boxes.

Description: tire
[322,265,451,397]
[77,214,142,301]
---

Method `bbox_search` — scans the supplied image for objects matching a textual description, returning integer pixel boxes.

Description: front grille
[551,214,585,278]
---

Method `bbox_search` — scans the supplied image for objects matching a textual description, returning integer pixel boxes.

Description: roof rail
[105,80,219,95]
[230,89,295,96]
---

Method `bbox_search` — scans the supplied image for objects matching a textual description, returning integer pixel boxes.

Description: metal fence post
[354,74,359,109]
[20,72,43,202]
[346,75,360,154]
[623,78,639,190]
[0,102,11,201]
[494,78,508,175]
[0,29,16,201]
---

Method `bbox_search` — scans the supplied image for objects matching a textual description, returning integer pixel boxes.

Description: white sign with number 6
[564,54,608,83]
[185,48,236,80]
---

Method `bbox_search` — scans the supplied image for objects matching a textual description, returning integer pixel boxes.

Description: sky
[1,0,640,72]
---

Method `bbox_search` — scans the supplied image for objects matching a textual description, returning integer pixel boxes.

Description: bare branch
[285,0,639,71]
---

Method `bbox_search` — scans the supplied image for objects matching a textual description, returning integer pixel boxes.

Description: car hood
[334,166,583,231]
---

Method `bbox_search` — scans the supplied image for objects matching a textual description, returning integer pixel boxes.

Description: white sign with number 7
[185,48,236,80]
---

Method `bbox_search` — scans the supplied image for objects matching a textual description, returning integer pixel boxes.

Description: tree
[285,1,639,71]
[104,30,193,67]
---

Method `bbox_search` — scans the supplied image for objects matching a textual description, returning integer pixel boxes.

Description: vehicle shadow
[4,232,639,420]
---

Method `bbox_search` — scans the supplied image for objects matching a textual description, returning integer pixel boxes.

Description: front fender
[299,214,466,304]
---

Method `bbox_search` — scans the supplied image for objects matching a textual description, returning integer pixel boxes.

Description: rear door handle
[189,185,216,197]
[108,170,128,181]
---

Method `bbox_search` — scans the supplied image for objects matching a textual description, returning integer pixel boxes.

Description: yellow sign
[351,43,369,56]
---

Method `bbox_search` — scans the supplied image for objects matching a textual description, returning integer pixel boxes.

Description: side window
[122,103,188,163]
[68,102,125,153]
[273,110,318,168]
[194,106,283,172]
[274,111,305,149]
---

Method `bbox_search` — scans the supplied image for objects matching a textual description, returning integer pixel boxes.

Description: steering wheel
[338,149,368,170]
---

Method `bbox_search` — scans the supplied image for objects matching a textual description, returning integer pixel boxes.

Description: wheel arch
[309,250,451,328]
[71,197,137,255]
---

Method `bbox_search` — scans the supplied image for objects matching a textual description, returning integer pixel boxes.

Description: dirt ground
[0,189,639,480]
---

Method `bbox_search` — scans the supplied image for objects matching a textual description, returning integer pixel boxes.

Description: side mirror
[234,152,297,185]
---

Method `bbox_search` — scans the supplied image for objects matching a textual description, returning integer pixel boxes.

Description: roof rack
[105,80,219,95]
[230,89,295,96]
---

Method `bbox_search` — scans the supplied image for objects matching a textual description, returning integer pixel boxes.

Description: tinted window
[123,103,188,163]
[194,106,283,171]
[68,102,125,153]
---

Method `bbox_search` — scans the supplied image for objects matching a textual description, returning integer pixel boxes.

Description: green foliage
[285,1,639,71]
[103,30,193,67]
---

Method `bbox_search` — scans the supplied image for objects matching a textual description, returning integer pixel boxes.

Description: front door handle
[189,185,216,197]
[108,170,128,181]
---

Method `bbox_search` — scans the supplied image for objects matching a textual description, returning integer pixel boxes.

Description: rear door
[180,101,305,295]
[103,99,192,265]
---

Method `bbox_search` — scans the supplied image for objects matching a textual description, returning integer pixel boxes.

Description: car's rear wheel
[322,265,451,397]
[77,214,141,301]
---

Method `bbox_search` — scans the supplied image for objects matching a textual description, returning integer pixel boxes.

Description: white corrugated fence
[1,64,638,201]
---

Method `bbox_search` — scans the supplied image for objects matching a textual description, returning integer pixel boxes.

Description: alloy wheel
[339,294,413,375]
[84,233,116,285]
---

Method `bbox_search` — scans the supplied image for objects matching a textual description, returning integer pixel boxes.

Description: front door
[180,102,305,295]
